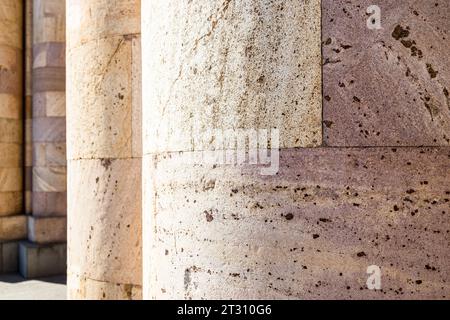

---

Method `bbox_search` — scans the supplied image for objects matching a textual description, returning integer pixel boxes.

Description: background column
[19,0,67,279]
[66,0,142,299]
[0,0,26,274]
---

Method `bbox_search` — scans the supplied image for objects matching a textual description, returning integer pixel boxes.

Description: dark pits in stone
[392,25,410,40]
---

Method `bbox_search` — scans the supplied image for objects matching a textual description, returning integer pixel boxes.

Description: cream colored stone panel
[67,36,133,160]
[66,0,140,50]
[0,215,26,241]
[32,166,66,192]
[0,0,23,49]
[67,158,141,288]
[142,0,322,154]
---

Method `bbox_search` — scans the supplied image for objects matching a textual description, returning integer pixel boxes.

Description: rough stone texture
[0,216,27,241]
[144,148,450,299]
[27,216,67,244]
[323,0,450,146]
[19,241,66,279]
[0,241,19,273]
[0,0,23,218]
[68,275,142,300]
[66,0,142,300]
[142,0,322,154]
[32,0,66,217]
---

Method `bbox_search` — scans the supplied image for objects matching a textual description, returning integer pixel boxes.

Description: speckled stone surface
[144,148,450,299]
[66,0,142,300]
[323,0,450,146]
[142,0,322,153]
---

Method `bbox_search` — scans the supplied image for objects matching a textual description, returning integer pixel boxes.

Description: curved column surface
[32,0,66,217]
[142,0,322,299]
[66,0,142,299]
[142,0,450,300]
[0,0,23,218]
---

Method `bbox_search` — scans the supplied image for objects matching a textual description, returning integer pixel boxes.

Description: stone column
[19,0,67,279]
[141,0,322,299]
[0,0,26,273]
[142,0,450,300]
[66,0,142,299]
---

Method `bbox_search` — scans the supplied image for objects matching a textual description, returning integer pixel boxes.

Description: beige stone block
[67,273,142,300]
[66,0,140,50]
[33,91,66,117]
[33,0,65,44]
[32,166,66,192]
[0,168,22,192]
[27,216,66,244]
[0,94,21,119]
[67,158,141,287]
[0,143,21,168]
[0,118,22,144]
[0,46,22,96]
[67,36,133,159]
[0,192,22,217]
[46,143,66,166]
[141,0,322,154]
[45,92,65,117]
[0,0,23,49]
[0,216,26,241]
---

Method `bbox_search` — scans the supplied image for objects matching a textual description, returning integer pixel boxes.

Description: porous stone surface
[67,274,142,300]
[32,0,66,217]
[144,148,450,299]
[142,0,322,154]
[323,0,450,146]
[66,0,142,300]
[0,0,23,217]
